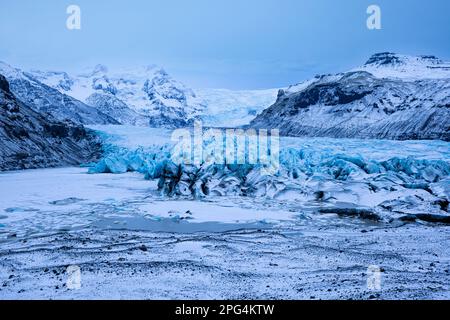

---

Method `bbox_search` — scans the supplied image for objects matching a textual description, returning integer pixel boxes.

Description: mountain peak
[364,52,403,66]
[357,53,450,80]
[0,61,24,79]
[92,64,108,75]
[364,52,444,68]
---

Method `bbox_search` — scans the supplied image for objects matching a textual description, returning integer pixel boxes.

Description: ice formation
[88,138,450,223]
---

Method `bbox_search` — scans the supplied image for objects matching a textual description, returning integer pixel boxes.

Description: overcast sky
[1,0,449,89]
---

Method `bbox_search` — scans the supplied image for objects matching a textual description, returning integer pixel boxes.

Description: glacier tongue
[196,88,279,127]
[87,126,450,224]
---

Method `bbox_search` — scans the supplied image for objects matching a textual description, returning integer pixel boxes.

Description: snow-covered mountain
[0,74,101,170]
[0,62,118,125]
[250,53,450,141]
[29,65,205,127]
[355,52,450,80]
[28,64,282,128]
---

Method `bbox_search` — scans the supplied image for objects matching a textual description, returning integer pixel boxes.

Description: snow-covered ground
[0,125,449,299]
[0,167,296,239]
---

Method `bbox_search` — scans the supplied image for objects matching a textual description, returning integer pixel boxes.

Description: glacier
[86,126,450,224]
[196,88,279,127]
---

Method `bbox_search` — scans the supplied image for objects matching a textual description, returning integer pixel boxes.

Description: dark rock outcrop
[0,62,118,125]
[250,54,450,141]
[0,74,101,171]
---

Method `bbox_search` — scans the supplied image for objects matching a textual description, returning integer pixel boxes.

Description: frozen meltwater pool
[0,167,299,239]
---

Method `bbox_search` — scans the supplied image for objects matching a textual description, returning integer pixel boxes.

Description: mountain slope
[0,62,118,125]
[250,53,450,141]
[30,65,205,127]
[0,74,101,170]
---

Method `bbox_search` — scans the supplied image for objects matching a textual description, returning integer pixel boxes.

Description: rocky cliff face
[0,74,101,170]
[0,62,118,125]
[250,53,450,141]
